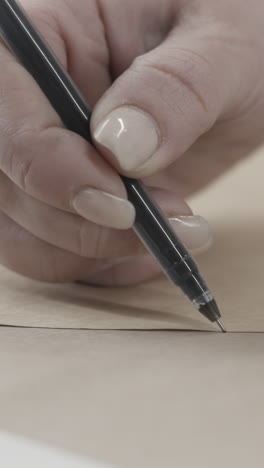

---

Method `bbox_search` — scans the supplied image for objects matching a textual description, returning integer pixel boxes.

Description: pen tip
[216,319,226,333]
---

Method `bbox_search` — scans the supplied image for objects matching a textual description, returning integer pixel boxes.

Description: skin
[0,0,264,285]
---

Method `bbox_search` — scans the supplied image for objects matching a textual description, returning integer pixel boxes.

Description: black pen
[0,0,226,332]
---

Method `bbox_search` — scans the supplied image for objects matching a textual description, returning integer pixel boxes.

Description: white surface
[0,432,116,468]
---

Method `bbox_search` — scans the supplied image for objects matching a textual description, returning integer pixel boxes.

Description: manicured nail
[169,216,213,254]
[93,106,160,172]
[72,189,135,229]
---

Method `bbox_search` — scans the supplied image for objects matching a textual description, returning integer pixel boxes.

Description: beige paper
[0,148,264,331]
[1,328,264,468]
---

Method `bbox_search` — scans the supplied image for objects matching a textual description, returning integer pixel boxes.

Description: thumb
[91,26,240,178]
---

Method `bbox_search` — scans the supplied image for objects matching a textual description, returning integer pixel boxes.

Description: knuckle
[0,171,12,212]
[135,48,217,128]
[1,128,35,193]
[0,125,59,195]
[77,219,107,258]
[77,219,91,258]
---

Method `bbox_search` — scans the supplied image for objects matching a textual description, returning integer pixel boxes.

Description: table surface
[1,328,264,468]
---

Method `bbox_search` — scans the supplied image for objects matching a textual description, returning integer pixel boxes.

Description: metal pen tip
[216,319,226,333]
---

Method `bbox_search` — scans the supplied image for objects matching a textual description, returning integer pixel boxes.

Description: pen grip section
[125,177,211,303]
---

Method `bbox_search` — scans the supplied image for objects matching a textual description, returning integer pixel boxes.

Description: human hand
[0,0,263,285]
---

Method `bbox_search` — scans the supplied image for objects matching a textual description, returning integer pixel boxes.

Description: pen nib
[199,300,226,333]
[216,319,226,333]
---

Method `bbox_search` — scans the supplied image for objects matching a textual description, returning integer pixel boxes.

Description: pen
[0,0,226,332]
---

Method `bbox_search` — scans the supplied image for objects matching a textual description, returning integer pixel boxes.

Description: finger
[0,20,134,230]
[82,254,163,286]
[145,141,241,200]
[0,208,211,285]
[91,19,243,178]
[0,211,98,282]
[0,170,140,258]
[0,210,141,282]
[82,228,212,286]
[22,0,112,106]
[0,171,212,259]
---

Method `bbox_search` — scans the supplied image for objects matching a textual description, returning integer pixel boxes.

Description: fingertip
[169,216,213,254]
[83,254,162,286]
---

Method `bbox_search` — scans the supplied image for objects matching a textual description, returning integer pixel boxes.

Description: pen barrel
[125,178,213,307]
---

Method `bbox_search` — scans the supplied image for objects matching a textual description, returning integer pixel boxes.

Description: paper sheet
[0,148,264,332]
[1,328,264,468]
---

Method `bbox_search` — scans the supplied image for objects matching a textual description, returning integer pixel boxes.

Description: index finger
[0,38,135,229]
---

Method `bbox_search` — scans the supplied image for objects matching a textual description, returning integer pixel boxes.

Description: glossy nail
[93,106,160,172]
[169,216,213,254]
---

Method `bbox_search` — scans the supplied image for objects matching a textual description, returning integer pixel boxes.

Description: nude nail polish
[169,216,213,254]
[72,188,135,229]
[93,106,160,172]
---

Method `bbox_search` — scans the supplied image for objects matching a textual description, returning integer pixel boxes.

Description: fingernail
[72,189,135,229]
[93,106,160,172]
[169,216,213,254]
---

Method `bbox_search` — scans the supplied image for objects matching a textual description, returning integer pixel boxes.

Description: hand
[0,0,263,285]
